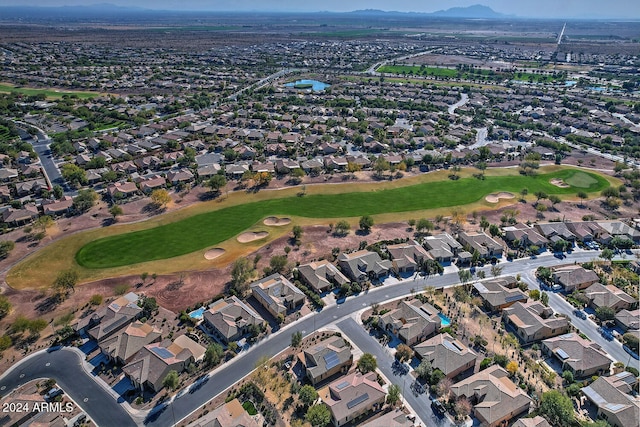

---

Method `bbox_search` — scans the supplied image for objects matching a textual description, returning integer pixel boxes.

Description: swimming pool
[438,312,451,327]
[189,307,206,320]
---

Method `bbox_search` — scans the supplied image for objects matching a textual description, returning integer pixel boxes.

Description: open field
[376,65,565,84]
[0,83,100,99]
[6,166,614,289]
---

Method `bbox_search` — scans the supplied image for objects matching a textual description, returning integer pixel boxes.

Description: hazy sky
[1,0,639,19]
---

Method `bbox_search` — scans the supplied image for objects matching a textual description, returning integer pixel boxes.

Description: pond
[284,79,330,91]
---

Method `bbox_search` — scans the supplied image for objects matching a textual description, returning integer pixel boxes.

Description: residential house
[75,292,142,341]
[581,372,640,427]
[502,223,548,250]
[534,222,577,244]
[99,321,162,365]
[457,232,503,259]
[297,260,350,294]
[0,168,18,181]
[337,250,392,283]
[450,365,532,427]
[185,398,263,427]
[378,300,441,346]
[297,336,353,385]
[542,333,611,378]
[512,416,551,427]
[552,265,600,292]
[359,409,413,427]
[139,176,166,194]
[423,233,463,264]
[584,283,637,312]
[250,273,305,318]
[387,241,431,274]
[107,182,139,200]
[473,277,527,312]
[15,179,47,197]
[124,335,206,392]
[413,333,477,379]
[202,296,264,344]
[319,371,386,427]
[41,196,74,216]
[502,301,570,344]
[615,308,639,332]
[166,168,194,185]
[1,207,38,226]
[597,221,640,243]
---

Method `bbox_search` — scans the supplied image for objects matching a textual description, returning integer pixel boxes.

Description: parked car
[573,309,587,320]
[432,400,446,415]
[44,387,63,401]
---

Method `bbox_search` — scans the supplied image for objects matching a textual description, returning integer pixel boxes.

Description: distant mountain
[431,5,505,19]
[349,5,507,19]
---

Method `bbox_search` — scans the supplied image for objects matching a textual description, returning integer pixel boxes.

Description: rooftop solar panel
[347,393,369,409]
[323,351,341,370]
[151,347,174,359]
[556,349,570,360]
[336,381,350,390]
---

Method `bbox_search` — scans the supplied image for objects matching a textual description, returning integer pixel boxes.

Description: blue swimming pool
[438,313,451,327]
[189,307,206,320]
[284,79,330,91]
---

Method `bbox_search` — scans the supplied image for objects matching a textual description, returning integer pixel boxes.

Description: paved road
[2,250,636,427]
[0,348,136,427]
[16,124,73,194]
[337,318,451,427]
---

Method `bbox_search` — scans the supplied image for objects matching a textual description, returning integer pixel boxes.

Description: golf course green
[75,168,608,269]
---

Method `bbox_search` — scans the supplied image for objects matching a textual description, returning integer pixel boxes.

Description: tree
[333,220,350,236]
[230,258,255,296]
[506,360,518,376]
[538,390,575,427]
[305,404,331,427]
[541,291,549,306]
[373,156,390,178]
[269,255,288,274]
[291,331,303,348]
[53,184,64,200]
[61,163,87,187]
[27,318,47,335]
[207,174,227,193]
[562,370,574,384]
[292,225,303,242]
[595,306,616,322]
[454,397,472,421]
[34,215,54,232]
[534,191,548,202]
[416,218,435,234]
[359,215,374,233]
[458,269,472,288]
[0,335,12,351]
[623,332,639,353]
[0,240,15,259]
[73,189,98,213]
[109,205,123,219]
[395,344,413,362]
[53,269,78,299]
[357,353,377,373]
[150,189,171,208]
[0,295,11,319]
[519,188,529,201]
[600,248,614,262]
[577,191,588,206]
[436,377,453,401]
[549,195,561,210]
[204,343,224,366]
[387,384,401,406]
[415,359,432,380]
[490,265,503,278]
[89,294,103,306]
[529,289,541,300]
[162,370,180,391]
[299,384,318,407]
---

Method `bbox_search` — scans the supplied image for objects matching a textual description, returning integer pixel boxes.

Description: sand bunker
[550,178,570,188]
[237,231,269,243]
[263,217,292,226]
[485,192,515,203]
[204,248,225,260]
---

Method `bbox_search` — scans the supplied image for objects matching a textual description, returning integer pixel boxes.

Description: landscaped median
[6,166,614,289]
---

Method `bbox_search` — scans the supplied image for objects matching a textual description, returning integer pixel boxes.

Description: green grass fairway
[0,83,100,100]
[565,171,598,188]
[76,168,608,269]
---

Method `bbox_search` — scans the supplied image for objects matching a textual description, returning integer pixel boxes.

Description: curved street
[0,348,136,427]
[1,250,638,427]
